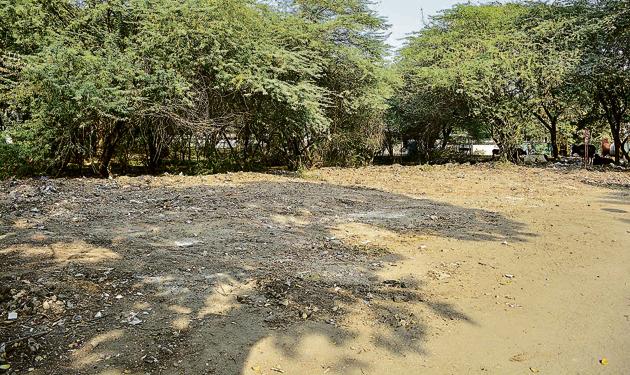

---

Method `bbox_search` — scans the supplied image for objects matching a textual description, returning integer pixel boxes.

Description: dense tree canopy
[394,0,629,162]
[0,0,389,177]
[1,0,628,177]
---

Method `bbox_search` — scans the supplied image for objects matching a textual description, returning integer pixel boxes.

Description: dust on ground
[1,164,629,374]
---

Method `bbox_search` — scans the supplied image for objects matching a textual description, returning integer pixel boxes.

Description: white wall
[471,144,497,156]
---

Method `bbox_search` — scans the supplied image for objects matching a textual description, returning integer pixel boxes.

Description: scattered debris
[124,312,142,326]
[174,239,199,248]
[383,280,407,289]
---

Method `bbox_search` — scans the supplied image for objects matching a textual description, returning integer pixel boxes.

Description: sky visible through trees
[0,0,628,178]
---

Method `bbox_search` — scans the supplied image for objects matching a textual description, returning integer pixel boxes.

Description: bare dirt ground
[1,163,629,375]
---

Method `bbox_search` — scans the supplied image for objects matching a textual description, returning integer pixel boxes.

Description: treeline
[1,1,629,178]
[392,0,630,163]
[0,0,390,177]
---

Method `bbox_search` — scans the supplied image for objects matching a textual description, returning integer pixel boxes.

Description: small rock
[27,339,40,353]
[264,315,275,323]
[236,295,251,304]
[94,311,103,319]
[383,280,407,288]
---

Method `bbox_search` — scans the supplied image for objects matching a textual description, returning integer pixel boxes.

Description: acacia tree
[1,0,393,177]
[265,0,390,167]
[574,0,630,163]
[6,0,337,176]
[395,4,532,161]
[518,3,583,159]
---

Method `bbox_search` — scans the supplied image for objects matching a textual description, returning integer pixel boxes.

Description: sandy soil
[0,164,628,375]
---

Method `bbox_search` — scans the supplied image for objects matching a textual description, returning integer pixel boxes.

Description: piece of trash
[94,311,103,319]
[175,240,197,248]
[529,367,539,373]
[271,367,285,373]
[124,312,142,326]
[7,312,17,321]
[115,295,123,299]
[504,274,515,279]
[600,358,608,366]
[0,364,10,370]
[501,241,509,245]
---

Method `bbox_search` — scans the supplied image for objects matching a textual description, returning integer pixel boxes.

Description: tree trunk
[549,121,559,159]
[147,137,160,173]
[441,126,452,149]
[596,88,626,164]
[98,120,125,178]
[612,128,622,164]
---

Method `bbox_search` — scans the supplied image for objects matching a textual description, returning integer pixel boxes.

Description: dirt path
[1,164,628,374]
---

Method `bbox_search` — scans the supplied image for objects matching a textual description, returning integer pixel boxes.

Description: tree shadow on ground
[595,190,630,224]
[0,178,535,374]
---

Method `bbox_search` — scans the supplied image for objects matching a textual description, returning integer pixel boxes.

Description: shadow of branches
[0,177,533,374]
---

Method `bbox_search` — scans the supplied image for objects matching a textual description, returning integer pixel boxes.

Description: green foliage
[392,1,629,163]
[3,0,628,175]
[570,0,630,162]
[395,3,533,160]
[1,0,389,177]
